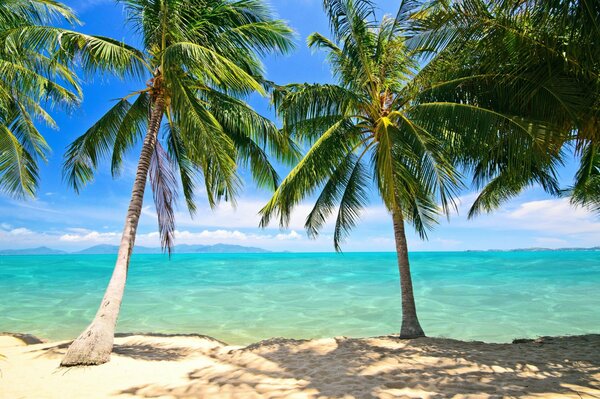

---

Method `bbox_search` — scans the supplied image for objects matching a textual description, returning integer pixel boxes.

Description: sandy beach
[1,333,599,399]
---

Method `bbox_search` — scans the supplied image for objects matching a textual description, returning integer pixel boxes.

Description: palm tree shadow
[112,343,191,361]
[33,340,192,362]
[117,335,600,398]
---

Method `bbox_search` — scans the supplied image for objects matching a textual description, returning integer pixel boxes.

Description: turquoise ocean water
[1,251,599,344]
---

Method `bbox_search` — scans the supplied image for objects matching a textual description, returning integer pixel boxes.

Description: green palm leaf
[0,0,80,198]
[410,0,599,211]
[0,123,40,198]
[63,98,136,192]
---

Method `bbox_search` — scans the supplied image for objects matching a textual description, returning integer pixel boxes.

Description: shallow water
[1,251,598,344]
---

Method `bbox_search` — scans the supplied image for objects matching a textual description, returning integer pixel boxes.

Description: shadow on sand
[113,334,600,398]
[32,338,193,362]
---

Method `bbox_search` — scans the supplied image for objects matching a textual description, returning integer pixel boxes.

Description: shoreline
[1,332,599,398]
[3,248,600,256]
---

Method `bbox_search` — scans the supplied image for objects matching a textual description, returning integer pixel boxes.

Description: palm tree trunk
[61,96,165,366]
[392,206,425,339]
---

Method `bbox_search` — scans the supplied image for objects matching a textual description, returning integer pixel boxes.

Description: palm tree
[409,0,598,215]
[259,0,549,338]
[59,0,295,366]
[0,0,81,198]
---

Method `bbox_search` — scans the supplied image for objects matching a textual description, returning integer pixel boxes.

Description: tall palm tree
[260,0,549,338]
[0,0,80,198]
[59,0,295,366]
[410,0,598,215]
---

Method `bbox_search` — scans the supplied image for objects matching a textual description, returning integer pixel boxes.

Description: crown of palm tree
[55,0,297,252]
[260,0,549,250]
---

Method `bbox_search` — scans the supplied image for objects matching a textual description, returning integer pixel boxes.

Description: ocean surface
[1,251,599,344]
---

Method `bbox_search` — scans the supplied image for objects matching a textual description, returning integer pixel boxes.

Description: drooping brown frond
[149,141,178,255]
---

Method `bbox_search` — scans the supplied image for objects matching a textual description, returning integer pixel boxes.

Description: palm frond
[163,41,265,95]
[63,98,135,192]
[165,121,198,215]
[568,143,600,212]
[0,0,81,198]
[0,0,78,25]
[274,83,359,140]
[170,76,240,208]
[305,150,369,239]
[149,141,177,254]
[260,117,360,228]
[111,92,150,176]
[0,122,39,198]
[332,153,370,251]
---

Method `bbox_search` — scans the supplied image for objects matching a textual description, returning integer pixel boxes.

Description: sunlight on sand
[1,333,599,398]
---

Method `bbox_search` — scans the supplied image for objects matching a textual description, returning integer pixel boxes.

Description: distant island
[0,247,68,256]
[466,247,600,252]
[0,244,270,256]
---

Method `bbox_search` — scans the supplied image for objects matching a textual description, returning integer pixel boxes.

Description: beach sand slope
[1,333,599,398]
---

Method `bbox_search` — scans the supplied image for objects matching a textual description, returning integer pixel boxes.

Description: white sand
[1,333,599,398]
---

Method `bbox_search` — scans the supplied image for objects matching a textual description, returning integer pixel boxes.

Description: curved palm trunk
[61,96,165,366]
[392,207,425,339]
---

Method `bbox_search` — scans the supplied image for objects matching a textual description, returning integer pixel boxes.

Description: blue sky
[0,0,598,252]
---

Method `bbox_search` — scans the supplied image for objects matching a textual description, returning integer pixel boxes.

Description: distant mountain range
[0,247,68,256]
[0,244,270,256]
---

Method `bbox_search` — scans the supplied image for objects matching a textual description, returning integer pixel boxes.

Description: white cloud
[165,199,389,232]
[427,194,600,249]
[0,228,52,248]
[47,227,309,250]
[175,229,249,241]
[9,228,34,236]
[367,236,396,249]
[459,197,600,236]
[534,237,568,245]
[141,206,157,219]
[66,227,95,234]
[275,230,302,240]
[362,206,391,220]
[504,198,600,234]
[60,231,119,243]
[432,238,462,247]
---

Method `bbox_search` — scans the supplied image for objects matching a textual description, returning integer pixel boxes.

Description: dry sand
[1,332,599,399]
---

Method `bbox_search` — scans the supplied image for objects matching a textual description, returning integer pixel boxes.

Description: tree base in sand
[400,321,426,339]
[60,322,114,367]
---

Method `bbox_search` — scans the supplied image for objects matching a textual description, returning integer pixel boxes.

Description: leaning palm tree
[59,0,295,366]
[260,0,550,338]
[0,0,81,198]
